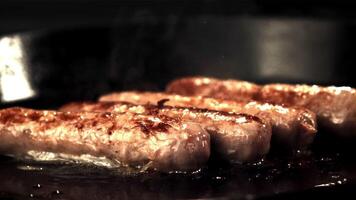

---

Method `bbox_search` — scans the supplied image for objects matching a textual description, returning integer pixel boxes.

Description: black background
[0,0,356,107]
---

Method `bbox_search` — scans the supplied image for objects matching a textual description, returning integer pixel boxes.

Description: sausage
[166,76,356,137]
[61,101,272,163]
[0,107,210,172]
[166,76,260,101]
[99,91,316,150]
[259,84,356,136]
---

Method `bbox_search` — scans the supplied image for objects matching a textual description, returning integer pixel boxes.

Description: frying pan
[1,1,356,199]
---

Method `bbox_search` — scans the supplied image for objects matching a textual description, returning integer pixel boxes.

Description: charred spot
[91,121,98,127]
[107,122,118,135]
[135,119,172,135]
[27,111,42,121]
[136,122,150,134]
[75,123,84,130]
[191,107,210,113]
[156,114,180,124]
[157,99,170,108]
[155,122,171,132]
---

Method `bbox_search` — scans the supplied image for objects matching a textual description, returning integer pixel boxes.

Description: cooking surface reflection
[0,145,356,200]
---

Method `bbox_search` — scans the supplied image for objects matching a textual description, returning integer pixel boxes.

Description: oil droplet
[191,168,202,174]
[52,189,62,195]
[29,193,34,198]
[18,165,43,171]
[33,184,41,189]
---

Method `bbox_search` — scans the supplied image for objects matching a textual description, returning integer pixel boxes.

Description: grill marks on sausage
[134,119,171,135]
[61,102,184,135]
[0,108,179,137]
[61,99,272,162]
[61,101,265,126]
[98,92,269,126]
[0,107,212,171]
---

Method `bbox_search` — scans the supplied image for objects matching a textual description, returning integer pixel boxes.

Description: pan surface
[1,5,356,198]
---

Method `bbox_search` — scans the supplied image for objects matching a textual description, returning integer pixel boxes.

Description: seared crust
[0,107,211,172]
[99,92,316,149]
[61,101,272,163]
[166,76,261,101]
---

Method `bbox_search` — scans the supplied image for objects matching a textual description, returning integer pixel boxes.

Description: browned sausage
[99,91,316,149]
[0,107,210,172]
[167,76,356,137]
[61,101,272,163]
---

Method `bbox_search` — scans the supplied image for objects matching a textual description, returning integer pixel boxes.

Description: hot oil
[0,143,356,199]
